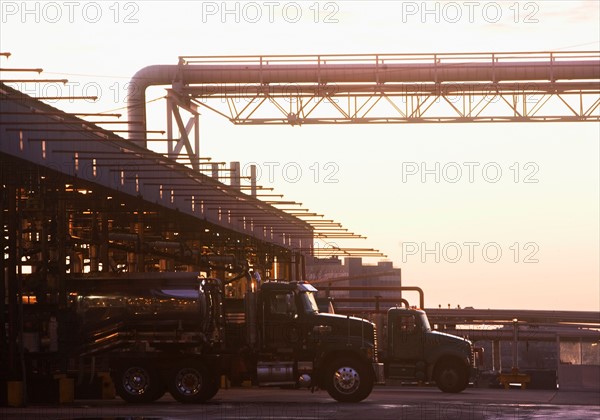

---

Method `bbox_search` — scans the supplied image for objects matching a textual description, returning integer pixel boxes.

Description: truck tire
[113,364,166,403]
[325,357,373,403]
[167,361,219,403]
[435,361,468,393]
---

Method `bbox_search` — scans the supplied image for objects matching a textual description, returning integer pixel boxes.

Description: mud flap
[372,363,385,384]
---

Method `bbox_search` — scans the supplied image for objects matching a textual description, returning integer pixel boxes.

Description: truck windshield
[300,291,319,314]
[419,313,432,331]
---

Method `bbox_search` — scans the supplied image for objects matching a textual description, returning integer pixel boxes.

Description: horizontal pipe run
[0,112,121,117]
[181,81,600,97]
[128,54,600,143]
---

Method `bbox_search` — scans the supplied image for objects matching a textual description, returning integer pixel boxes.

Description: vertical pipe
[512,319,519,372]
[398,267,402,304]
[127,252,136,273]
[16,196,27,404]
[296,252,301,281]
[0,167,10,360]
[493,339,501,372]
[41,214,49,300]
[289,253,296,282]
[7,185,17,378]
[245,273,257,349]
[556,334,561,389]
[273,256,278,279]
[250,165,257,198]
[194,112,200,169]
[230,162,240,190]
[100,212,109,272]
[211,163,219,181]
[161,229,175,271]
[0,180,7,369]
[300,253,306,280]
[57,193,67,307]
[89,212,99,272]
[135,216,144,273]
[89,245,99,273]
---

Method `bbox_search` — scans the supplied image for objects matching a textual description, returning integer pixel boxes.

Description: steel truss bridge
[125,51,600,168]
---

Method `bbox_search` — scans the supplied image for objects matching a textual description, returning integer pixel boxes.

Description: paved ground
[1,386,599,419]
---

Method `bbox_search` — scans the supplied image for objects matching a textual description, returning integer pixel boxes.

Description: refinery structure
[1,51,600,403]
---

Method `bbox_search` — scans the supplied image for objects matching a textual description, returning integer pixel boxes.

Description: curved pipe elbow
[127,65,180,144]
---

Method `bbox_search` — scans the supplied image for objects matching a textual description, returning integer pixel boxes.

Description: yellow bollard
[98,372,116,399]
[7,381,23,407]
[54,374,74,403]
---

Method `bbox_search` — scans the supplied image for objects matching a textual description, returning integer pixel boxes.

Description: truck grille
[226,312,245,324]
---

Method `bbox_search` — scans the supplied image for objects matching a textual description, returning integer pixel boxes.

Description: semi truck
[23,270,383,403]
[383,306,477,393]
[318,287,479,393]
[19,270,477,404]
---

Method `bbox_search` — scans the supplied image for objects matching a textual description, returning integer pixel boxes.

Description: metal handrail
[179,51,600,67]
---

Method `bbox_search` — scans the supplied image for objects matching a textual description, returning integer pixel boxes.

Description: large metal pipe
[320,285,425,309]
[128,57,600,144]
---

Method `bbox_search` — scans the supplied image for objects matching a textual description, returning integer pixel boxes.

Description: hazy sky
[1,1,599,310]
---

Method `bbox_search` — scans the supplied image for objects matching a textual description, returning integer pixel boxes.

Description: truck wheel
[167,361,218,403]
[325,357,373,403]
[435,361,468,393]
[113,364,165,403]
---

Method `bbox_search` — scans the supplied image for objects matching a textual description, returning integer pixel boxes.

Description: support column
[133,214,145,272]
[56,192,67,307]
[0,182,6,378]
[194,112,200,169]
[493,339,502,372]
[250,164,257,198]
[512,319,519,371]
[211,163,220,180]
[289,253,296,282]
[159,229,175,272]
[230,162,240,190]
[299,253,306,280]
[100,211,109,272]
[39,216,49,303]
[7,185,18,378]
[89,212,99,273]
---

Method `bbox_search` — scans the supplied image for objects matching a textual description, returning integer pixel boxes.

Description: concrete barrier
[558,365,600,391]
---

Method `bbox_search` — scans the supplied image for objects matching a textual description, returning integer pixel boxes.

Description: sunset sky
[1,1,598,310]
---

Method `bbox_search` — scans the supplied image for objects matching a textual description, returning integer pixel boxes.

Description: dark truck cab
[385,307,477,392]
[224,281,384,402]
